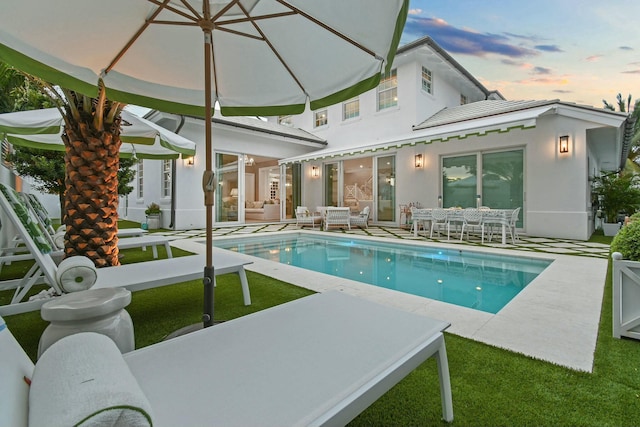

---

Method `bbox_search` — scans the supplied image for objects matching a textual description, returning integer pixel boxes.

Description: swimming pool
[213,233,552,314]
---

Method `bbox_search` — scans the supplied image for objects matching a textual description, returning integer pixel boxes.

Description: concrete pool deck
[164,224,610,373]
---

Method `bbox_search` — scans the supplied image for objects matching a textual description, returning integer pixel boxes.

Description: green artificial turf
[3,230,639,426]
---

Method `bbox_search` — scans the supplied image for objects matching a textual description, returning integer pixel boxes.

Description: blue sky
[402,1,640,109]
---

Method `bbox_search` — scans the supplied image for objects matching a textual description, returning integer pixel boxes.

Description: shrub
[591,173,640,223]
[611,220,640,261]
[145,202,161,215]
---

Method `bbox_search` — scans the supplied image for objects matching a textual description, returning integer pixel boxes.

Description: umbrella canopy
[0,0,409,326]
[0,108,196,159]
[0,1,408,116]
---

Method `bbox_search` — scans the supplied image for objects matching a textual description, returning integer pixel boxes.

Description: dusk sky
[402,1,640,109]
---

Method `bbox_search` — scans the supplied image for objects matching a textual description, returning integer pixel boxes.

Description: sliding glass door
[377,155,395,222]
[482,150,524,227]
[215,153,239,223]
[442,149,524,225]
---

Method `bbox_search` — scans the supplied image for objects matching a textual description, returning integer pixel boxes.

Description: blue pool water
[213,234,552,314]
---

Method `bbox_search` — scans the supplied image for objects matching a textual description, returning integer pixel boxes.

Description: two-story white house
[128,36,632,240]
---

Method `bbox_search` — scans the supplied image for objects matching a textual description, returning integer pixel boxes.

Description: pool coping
[172,230,607,372]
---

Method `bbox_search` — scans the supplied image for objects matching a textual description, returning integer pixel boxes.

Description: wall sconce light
[185,156,194,166]
[229,188,238,198]
[559,135,569,154]
[311,166,320,178]
[414,153,424,168]
[438,195,443,207]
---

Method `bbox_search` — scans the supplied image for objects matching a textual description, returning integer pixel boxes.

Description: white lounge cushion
[52,230,65,249]
[29,332,153,427]
[56,256,98,293]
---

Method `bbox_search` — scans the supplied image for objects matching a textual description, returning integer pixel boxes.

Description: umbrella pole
[202,23,215,328]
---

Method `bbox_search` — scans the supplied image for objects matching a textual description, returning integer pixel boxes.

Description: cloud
[501,59,522,66]
[532,66,552,75]
[516,76,570,86]
[586,55,603,62]
[553,89,573,94]
[403,17,539,58]
[408,8,422,15]
[534,44,563,53]
[619,46,634,51]
[621,70,640,74]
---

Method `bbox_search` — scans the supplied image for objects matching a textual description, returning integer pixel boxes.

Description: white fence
[612,252,640,339]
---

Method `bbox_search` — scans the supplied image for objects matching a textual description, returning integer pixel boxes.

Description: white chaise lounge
[1,291,453,426]
[0,186,253,316]
[18,191,173,259]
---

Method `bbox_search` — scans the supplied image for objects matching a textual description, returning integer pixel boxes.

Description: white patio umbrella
[0,0,409,326]
[0,108,196,160]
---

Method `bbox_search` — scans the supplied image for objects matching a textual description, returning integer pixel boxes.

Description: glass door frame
[214,151,245,225]
[318,153,397,224]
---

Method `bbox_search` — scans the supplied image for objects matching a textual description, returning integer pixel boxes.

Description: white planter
[146,213,161,230]
[602,222,621,236]
[612,252,640,340]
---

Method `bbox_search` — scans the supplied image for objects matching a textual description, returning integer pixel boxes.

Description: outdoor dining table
[411,207,514,244]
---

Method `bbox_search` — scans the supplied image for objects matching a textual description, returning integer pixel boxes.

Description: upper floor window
[278,115,293,127]
[137,160,144,199]
[421,66,432,94]
[314,109,328,128]
[377,68,397,110]
[162,159,171,198]
[342,96,360,120]
[460,94,468,105]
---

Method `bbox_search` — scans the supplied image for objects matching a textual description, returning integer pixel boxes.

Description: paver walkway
[156,223,611,258]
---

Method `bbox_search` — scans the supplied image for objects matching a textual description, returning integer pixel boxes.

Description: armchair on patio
[430,208,450,239]
[460,208,485,243]
[324,207,351,230]
[350,206,370,229]
[295,206,321,229]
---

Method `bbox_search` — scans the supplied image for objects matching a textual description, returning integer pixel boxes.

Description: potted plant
[591,172,640,236]
[144,202,162,230]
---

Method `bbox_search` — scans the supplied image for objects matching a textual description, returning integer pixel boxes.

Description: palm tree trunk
[62,115,121,267]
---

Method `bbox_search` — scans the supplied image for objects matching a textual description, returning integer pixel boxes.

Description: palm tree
[56,84,124,267]
[2,65,130,268]
[603,93,640,172]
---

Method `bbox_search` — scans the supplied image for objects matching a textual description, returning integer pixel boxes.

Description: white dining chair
[430,208,449,239]
[460,208,485,243]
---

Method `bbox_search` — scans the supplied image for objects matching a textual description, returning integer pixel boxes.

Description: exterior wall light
[414,153,424,168]
[311,165,320,178]
[559,135,569,154]
[185,156,195,166]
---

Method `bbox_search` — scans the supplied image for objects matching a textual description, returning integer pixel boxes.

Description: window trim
[421,66,433,95]
[314,109,328,128]
[377,68,398,111]
[342,96,360,121]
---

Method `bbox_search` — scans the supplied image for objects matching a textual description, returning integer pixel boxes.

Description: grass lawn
[3,231,639,426]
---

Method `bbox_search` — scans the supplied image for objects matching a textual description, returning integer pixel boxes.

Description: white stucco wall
[122,116,323,229]
[294,111,608,240]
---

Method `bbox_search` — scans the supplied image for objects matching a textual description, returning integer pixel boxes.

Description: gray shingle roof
[212,115,326,145]
[413,100,560,130]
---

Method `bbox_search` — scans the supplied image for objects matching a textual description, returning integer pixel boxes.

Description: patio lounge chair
[350,206,370,229]
[1,291,453,426]
[295,206,322,229]
[0,186,253,316]
[18,191,172,259]
[324,207,351,230]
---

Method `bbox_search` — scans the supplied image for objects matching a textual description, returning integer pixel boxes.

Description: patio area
[160,223,611,372]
